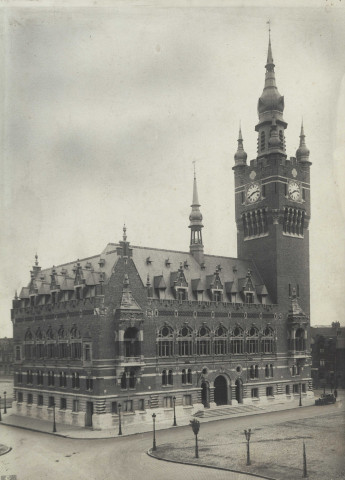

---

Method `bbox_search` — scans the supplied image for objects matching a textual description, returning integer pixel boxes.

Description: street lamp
[172,396,177,426]
[299,383,302,407]
[152,413,157,451]
[118,403,122,436]
[52,402,57,433]
[190,419,200,459]
[244,429,252,466]
[3,391,7,414]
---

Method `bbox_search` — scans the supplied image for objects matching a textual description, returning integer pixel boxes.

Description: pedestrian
[334,389,337,399]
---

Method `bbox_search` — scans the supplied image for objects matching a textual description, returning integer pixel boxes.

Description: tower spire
[256,27,287,157]
[189,164,204,264]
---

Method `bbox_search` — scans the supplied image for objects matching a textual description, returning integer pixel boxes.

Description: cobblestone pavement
[151,399,345,480]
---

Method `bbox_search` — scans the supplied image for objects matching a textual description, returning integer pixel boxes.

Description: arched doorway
[235,378,243,404]
[201,381,210,408]
[214,375,228,406]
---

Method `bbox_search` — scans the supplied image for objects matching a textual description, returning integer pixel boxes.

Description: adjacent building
[11,33,314,430]
[0,338,14,376]
[311,323,345,390]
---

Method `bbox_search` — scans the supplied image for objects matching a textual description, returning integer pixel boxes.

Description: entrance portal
[214,376,228,406]
[85,401,93,427]
[235,378,243,403]
[201,381,210,408]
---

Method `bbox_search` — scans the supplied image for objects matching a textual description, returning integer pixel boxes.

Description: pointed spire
[296,120,311,163]
[123,224,127,242]
[35,253,39,266]
[189,164,204,264]
[192,161,200,207]
[234,124,247,166]
[257,28,284,117]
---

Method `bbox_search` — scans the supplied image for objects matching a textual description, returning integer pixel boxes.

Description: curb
[147,448,278,480]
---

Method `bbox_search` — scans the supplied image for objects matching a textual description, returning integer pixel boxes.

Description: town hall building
[11,33,314,429]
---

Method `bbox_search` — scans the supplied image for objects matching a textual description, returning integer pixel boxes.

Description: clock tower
[233,32,311,315]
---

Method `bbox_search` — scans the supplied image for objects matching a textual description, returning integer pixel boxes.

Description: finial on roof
[35,253,39,266]
[123,224,127,242]
[266,20,273,66]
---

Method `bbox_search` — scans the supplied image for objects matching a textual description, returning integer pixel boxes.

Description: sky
[1,1,345,337]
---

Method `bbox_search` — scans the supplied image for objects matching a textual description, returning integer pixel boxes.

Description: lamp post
[52,402,57,433]
[152,413,157,451]
[0,396,2,421]
[4,391,7,414]
[118,403,122,436]
[302,441,308,478]
[190,419,200,459]
[299,383,302,407]
[244,429,252,466]
[172,396,177,426]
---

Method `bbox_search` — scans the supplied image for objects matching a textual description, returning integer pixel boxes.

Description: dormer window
[75,287,83,300]
[176,288,187,302]
[51,291,58,304]
[245,292,254,304]
[212,290,223,303]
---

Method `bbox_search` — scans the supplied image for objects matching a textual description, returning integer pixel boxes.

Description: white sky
[1,2,345,337]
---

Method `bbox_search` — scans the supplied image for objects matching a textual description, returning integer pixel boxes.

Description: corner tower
[233,33,311,314]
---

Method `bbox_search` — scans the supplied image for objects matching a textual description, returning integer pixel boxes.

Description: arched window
[265,364,270,377]
[27,369,33,384]
[255,365,259,378]
[279,130,284,149]
[247,327,259,354]
[177,326,193,356]
[230,327,244,354]
[270,364,274,377]
[182,369,186,385]
[260,131,266,151]
[187,368,192,384]
[124,327,140,357]
[214,325,227,355]
[168,369,173,385]
[162,369,167,386]
[121,372,127,389]
[129,369,136,389]
[59,371,67,387]
[157,325,174,357]
[295,328,305,351]
[262,327,274,354]
[196,326,211,356]
[250,365,255,379]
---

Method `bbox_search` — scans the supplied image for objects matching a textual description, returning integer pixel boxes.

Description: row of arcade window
[242,209,268,238]
[283,208,305,236]
[157,326,275,357]
[19,342,91,361]
[259,130,285,152]
[17,370,93,390]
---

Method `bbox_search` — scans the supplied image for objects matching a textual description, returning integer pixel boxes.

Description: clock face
[288,181,301,201]
[246,183,261,204]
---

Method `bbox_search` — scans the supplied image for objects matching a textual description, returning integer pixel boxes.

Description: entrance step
[194,404,264,418]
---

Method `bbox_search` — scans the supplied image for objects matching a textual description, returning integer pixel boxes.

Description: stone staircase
[194,404,265,418]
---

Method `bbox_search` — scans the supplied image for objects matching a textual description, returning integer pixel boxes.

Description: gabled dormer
[154,275,167,300]
[206,268,223,302]
[239,270,256,304]
[171,263,188,301]
[191,278,204,302]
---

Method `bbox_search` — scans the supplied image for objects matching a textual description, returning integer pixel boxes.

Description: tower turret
[296,121,311,164]
[255,30,287,157]
[234,126,247,167]
[189,165,204,264]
